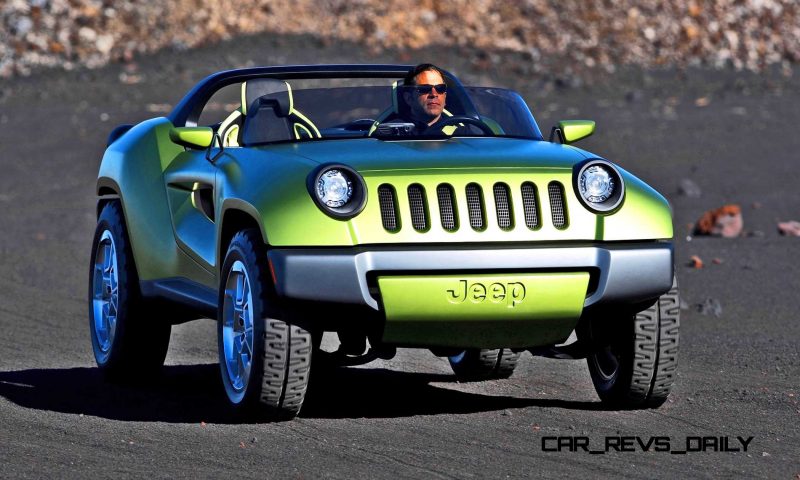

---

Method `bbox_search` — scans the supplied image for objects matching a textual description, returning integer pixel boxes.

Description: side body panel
[97,117,214,287]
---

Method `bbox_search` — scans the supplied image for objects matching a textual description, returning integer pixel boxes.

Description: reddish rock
[689,255,703,269]
[777,221,800,237]
[694,204,743,238]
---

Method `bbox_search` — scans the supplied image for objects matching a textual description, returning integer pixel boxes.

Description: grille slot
[407,184,428,231]
[465,183,485,231]
[548,182,568,229]
[521,182,540,229]
[377,184,399,232]
[436,184,458,231]
[493,183,514,230]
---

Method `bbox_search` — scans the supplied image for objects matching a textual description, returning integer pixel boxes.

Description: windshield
[207,76,544,146]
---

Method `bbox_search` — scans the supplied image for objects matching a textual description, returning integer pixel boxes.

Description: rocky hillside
[1,0,798,78]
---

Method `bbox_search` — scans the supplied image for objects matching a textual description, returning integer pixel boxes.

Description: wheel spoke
[242,280,250,310]
[235,273,245,307]
[108,295,118,317]
[242,326,253,354]
[239,352,249,377]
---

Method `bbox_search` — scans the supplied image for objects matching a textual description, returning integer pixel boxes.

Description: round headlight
[308,164,367,219]
[579,165,615,203]
[316,169,353,207]
[574,159,624,213]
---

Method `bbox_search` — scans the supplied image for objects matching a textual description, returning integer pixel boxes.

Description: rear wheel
[88,201,171,379]
[584,280,680,408]
[218,229,312,420]
[448,348,520,381]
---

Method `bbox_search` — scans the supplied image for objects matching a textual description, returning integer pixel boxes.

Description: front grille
[377,184,399,232]
[465,183,485,231]
[521,182,540,229]
[407,184,428,231]
[548,182,568,229]
[437,184,458,231]
[493,183,513,230]
[377,180,570,233]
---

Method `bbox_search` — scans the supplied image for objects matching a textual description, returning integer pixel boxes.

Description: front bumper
[267,241,674,310]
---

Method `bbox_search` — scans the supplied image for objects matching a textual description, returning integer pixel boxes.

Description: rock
[96,34,114,55]
[678,178,702,198]
[13,17,33,36]
[696,298,722,317]
[689,255,704,269]
[777,221,800,237]
[694,205,743,238]
[78,27,97,43]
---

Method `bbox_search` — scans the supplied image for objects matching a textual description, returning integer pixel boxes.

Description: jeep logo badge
[446,280,526,308]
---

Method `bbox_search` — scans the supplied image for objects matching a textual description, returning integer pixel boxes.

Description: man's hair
[403,63,445,86]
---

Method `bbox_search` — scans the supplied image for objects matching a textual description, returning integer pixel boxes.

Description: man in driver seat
[401,63,465,135]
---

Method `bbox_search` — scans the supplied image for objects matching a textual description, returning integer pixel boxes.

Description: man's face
[406,70,446,124]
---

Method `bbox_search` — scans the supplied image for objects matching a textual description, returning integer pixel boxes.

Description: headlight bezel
[573,159,625,214]
[307,164,367,219]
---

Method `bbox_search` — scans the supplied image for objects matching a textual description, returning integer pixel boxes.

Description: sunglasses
[413,84,447,95]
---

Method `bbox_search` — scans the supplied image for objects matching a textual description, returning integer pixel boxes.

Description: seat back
[219,78,321,147]
[241,78,294,145]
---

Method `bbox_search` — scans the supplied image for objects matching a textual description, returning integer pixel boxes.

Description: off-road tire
[585,279,680,408]
[448,348,520,381]
[218,229,312,420]
[88,201,171,379]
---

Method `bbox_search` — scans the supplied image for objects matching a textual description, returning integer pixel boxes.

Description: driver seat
[367,81,458,136]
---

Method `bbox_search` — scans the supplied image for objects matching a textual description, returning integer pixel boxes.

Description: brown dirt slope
[2,0,799,77]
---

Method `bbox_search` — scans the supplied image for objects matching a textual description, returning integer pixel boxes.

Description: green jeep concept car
[89,64,679,419]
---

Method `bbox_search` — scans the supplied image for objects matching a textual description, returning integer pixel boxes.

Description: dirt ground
[0,34,798,478]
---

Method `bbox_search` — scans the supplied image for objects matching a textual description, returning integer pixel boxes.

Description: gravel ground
[0,33,798,478]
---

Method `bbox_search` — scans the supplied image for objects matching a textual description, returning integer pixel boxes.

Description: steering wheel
[426,115,495,136]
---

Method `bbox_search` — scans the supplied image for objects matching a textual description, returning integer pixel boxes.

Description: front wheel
[218,229,313,420]
[448,349,520,381]
[583,280,680,408]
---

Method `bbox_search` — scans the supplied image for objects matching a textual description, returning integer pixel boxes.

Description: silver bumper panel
[268,242,674,310]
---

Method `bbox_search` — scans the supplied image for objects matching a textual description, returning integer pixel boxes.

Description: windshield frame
[174,65,543,144]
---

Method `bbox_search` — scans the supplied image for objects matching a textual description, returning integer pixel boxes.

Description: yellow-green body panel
[378,272,590,348]
[559,120,595,143]
[169,126,214,149]
[240,138,673,246]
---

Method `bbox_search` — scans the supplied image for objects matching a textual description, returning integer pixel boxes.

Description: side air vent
[436,184,458,232]
[493,183,514,231]
[548,182,568,229]
[407,184,429,232]
[521,182,540,229]
[378,184,399,232]
[465,183,485,231]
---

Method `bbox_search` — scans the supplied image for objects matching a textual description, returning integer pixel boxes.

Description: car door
[163,148,218,272]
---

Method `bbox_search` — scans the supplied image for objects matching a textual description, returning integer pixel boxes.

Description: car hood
[258,137,590,172]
